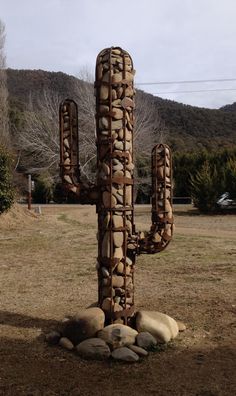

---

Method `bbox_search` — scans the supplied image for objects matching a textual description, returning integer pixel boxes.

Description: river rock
[113,232,124,247]
[136,332,157,350]
[76,338,111,360]
[103,191,117,208]
[62,307,105,345]
[97,324,138,349]
[113,215,123,228]
[136,311,179,343]
[113,108,123,120]
[112,275,124,288]
[114,247,123,260]
[111,347,139,362]
[100,85,109,100]
[59,337,74,350]
[128,344,148,357]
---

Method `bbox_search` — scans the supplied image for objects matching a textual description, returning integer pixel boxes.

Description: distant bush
[32,174,54,204]
[0,147,14,214]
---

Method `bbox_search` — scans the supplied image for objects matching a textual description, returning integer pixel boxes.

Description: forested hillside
[7,68,236,152]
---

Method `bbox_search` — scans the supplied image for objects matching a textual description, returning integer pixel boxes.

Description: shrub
[0,147,14,214]
[32,174,54,204]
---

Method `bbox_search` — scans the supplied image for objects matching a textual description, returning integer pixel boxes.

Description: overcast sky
[1,0,236,109]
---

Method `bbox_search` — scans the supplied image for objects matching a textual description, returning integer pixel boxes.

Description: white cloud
[0,0,236,108]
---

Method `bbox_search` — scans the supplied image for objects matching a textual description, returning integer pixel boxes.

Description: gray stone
[136,311,179,343]
[101,267,110,278]
[136,332,157,350]
[128,344,148,357]
[76,338,110,360]
[111,347,139,362]
[97,324,138,349]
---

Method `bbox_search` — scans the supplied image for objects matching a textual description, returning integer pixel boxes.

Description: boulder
[76,338,110,360]
[97,324,138,349]
[62,307,105,345]
[136,311,179,343]
[136,332,157,350]
[111,347,139,362]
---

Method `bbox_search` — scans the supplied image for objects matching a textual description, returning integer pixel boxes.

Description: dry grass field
[0,204,236,396]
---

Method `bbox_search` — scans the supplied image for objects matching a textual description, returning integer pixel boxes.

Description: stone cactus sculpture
[60,47,174,326]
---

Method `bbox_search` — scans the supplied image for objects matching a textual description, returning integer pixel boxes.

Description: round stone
[113,232,124,247]
[103,191,117,208]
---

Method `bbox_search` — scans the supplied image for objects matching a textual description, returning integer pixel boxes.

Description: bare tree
[0,19,10,147]
[17,89,63,175]
[74,67,96,182]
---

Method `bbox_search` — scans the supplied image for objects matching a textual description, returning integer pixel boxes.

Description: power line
[151,87,236,95]
[136,78,236,86]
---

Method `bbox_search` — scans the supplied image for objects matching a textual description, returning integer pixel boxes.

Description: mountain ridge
[7,68,236,152]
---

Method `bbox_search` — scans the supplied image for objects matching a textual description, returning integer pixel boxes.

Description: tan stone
[59,337,74,350]
[113,232,124,247]
[102,162,110,176]
[114,141,124,150]
[114,247,123,260]
[136,311,179,343]
[103,191,117,208]
[113,214,123,228]
[103,213,110,228]
[112,73,122,84]
[165,199,172,212]
[63,138,70,149]
[99,117,109,129]
[112,99,121,107]
[99,105,109,113]
[113,170,124,178]
[112,108,123,120]
[101,297,113,311]
[100,85,109,100]
[102,231,110,257]
[63,175,73,184]
[125,186,132,205]
[112,119,123,130]
[97,324,138,349]
[112,275,124,288]
[116,262,124,274]
[112,89,117,100]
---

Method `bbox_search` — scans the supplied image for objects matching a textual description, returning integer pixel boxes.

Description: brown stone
[113,232,124,247]
[103,191,117,208]
[112,275,124,288]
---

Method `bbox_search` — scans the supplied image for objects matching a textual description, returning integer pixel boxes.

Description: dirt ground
[0,204,235,396]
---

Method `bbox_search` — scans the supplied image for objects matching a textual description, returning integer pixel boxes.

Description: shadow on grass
[0,330,235,396]
[0,310,59,331]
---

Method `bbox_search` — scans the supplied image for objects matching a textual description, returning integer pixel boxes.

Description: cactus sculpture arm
[59,98,98,204]
[59,47,174,326]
